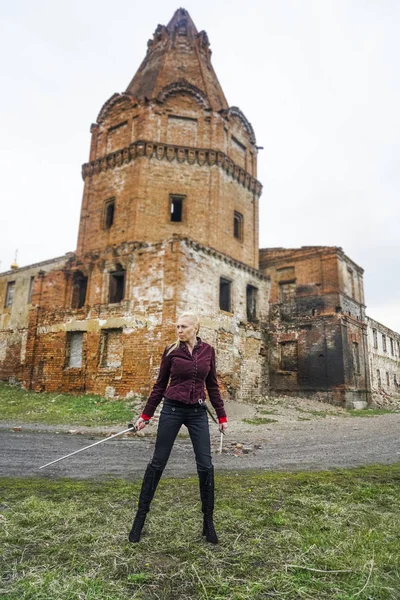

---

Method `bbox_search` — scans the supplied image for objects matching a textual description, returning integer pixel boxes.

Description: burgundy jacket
[141,338,227,423]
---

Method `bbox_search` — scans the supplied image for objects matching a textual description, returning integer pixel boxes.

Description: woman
[128,312,228,544]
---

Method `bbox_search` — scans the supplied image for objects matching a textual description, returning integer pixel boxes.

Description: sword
[198,400,225,435]
[39,423,136,470]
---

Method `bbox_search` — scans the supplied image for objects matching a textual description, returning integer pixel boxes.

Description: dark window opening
[170,195,184,222]
[377,369,381,387]
[386,371,390,387]
[219,278,232,312]
[234,211,243,241]
[382,334,387,353]
[28,276,35,304]
[352,341,360,374]
[372,329,378,349]
[246,285,257,322]
[109,269,125,304]
[390,338,394,355]
[71,271,88,309]
[280,341,298,371]
[104,199,115,229]
[5,281,15,308]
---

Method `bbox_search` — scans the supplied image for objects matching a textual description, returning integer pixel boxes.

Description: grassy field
[0,382,140,427]
[1,382,397,430]
[1,465,400,599]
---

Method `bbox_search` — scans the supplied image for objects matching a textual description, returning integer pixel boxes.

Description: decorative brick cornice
[77,236,268,281]
[223,107,256,145]
[182,237,269,281]
[97,93,136,124]
[81,140,262,196]
[157,80,210,109]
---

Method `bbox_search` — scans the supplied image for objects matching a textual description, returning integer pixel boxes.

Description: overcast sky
[1,0,399,331]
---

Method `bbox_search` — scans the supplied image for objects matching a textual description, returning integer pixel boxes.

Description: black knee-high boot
[128,464,163,543]
[198,466,218,544]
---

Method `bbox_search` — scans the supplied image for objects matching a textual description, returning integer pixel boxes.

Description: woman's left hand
[219,422,228,434]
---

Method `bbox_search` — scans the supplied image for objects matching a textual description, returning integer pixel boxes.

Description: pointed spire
[166,7,198,35]
[125,8,228,111]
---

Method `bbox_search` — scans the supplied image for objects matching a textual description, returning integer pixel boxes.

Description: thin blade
[39,425,136,470]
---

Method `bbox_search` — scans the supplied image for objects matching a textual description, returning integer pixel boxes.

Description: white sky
[1,0,399,331]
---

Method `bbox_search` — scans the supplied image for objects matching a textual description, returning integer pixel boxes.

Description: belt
[163,398,205,408]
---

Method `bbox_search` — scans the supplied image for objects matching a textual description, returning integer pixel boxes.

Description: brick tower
[78,8,261,268]
[21,9,269,400]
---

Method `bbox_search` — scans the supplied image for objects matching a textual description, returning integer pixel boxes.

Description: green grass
[347,408,399,418]
[0,382,141,427]
[243,417,278,425]
[1,465,400,599]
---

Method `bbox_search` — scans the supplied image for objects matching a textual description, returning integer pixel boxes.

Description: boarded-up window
[106,121,128,153]
[109,269,125,303]
[219,278,232,312]
[277,266,295,281]
[279,281,296,303]
[5,281,15,308]
[372,329,378,349]
[246,285,257,322]
[347,267,355,298]
[28,276,35,304]
[279,341,298,371]
[71,271,88,309]
[104,198,115,229]
[101,328,123,368]
[230,135,246,168]
[234,211,243,241]
[352,342,360,374]
[167,115,197,146]
[66,332,83,368]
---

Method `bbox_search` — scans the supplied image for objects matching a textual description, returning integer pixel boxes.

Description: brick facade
[0,9,398,409]
[0,256,70,382]
[260,246,371,407]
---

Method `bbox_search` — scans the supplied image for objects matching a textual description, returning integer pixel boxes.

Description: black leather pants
[149,399,213,472]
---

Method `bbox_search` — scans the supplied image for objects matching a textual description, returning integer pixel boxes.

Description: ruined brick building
[1,9,399,407]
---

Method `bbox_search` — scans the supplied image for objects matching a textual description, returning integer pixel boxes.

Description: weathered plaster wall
[367,317,400,403]
[177,238,270,401]
[22,237,270,404]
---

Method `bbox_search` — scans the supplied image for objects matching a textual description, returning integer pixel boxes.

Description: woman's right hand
[135,417,148,431]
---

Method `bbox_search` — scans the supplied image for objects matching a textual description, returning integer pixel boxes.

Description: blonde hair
[167,312,200,356]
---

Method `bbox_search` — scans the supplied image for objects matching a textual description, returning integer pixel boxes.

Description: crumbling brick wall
[0,256,69,382]
[260,246,370,407]
[22,237,269,404]
[367,317,400,403]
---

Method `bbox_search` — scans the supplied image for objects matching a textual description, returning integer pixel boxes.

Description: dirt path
[1,411,399,480]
